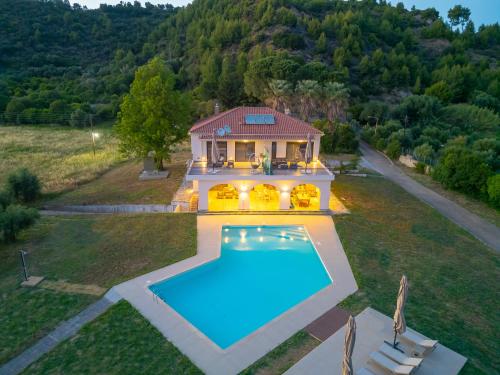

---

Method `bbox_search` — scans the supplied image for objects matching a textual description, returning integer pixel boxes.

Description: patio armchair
[289,161,298,170]
[369,352,415,375]
[400,330,438,357]
[379,343,423,368]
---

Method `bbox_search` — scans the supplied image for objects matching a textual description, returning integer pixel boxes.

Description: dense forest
[0,0,499,206]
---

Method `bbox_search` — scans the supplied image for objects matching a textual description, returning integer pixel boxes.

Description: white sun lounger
[379,343,423,367]
[357,368,379,375]
[369,351,416,375]
[401,330,438,356]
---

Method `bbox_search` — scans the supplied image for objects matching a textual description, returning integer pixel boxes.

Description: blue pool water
[149,225,332,349]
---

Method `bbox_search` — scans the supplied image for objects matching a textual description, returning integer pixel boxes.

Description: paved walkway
[286,307,467,375]
[0,291,120,375]
[41,204,174,215]
[360,142,500,252]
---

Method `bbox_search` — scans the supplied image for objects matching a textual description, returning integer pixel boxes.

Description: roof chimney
[214,102,220,115]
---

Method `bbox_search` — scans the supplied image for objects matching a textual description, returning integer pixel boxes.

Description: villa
[185,106,335,212]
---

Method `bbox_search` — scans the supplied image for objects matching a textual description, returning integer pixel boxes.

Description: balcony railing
[187,160,333,177]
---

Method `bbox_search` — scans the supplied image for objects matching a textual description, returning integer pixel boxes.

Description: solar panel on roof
[245,114,275,125]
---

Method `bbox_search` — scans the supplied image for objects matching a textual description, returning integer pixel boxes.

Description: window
[235,142,255,162]
[286,142,307,160]
[207,141,227,162]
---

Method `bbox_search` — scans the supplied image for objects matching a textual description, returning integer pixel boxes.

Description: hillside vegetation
[0,0,499,205]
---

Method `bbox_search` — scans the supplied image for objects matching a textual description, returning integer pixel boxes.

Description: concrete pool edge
[111,215,358,375]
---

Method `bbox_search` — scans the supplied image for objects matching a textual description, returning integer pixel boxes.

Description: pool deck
[111,215,357,375]
[285,307,467,375]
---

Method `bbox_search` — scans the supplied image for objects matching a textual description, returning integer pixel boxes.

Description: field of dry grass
[0,125,123,194]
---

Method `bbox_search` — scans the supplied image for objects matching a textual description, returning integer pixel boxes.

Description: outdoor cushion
[379,343,423,367]
[369,351,415,375]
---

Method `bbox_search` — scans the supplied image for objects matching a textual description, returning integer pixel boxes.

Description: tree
[115,57,192,170]
[0,204,39,243]
[296,80,321,121]
[413,143,434,163]
[448,5,471,32]
[7,169,41,203]
[267,79,293,112]
[322,82,349,123]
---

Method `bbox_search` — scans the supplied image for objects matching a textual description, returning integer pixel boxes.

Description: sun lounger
[401,330,438,356]
[357,368,379,375]
[379,343,423,367]
[369,351,415,375]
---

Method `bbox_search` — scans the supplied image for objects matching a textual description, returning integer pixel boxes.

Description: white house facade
[185,107,334,212]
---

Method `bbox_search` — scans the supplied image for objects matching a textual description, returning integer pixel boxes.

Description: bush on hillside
[7,169,41,203]
[432,146,493,199]
[415,162,426,174]
[439,104,500,133]
[487,175,500,208]
[0,204,39,243]
[386,139,401,160]
[0,190,12,210]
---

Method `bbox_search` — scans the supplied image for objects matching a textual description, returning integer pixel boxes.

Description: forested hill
[1,0,500,123]
[0,0,174,122]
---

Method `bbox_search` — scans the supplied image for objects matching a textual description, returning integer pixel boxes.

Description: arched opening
[208,184,239,211]
[291,184,320,210]
[249,184,280,211]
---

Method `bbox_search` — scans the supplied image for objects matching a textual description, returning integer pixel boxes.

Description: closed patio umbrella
[342,315,356,375]
[304,133,312,173]
[390,275,408,351]
[211,130,220,172]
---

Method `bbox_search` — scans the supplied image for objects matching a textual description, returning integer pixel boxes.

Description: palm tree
[267,79,293,112]
[296,80,321,121]
[322,82,350,123]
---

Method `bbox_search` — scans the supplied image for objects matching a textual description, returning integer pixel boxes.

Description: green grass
[47,151,191,206]
[23,300,202,375]
[333,175,499,375]
[0,125,123,194]
[240,331,319,375]
[0,214,197,364]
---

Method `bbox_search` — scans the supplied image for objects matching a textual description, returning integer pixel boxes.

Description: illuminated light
[290,237,294,241]
[243,140,249,143]
[303,236,308,241]
[224,237,229,243]
[281,186,289,192]
[298,227,304,231]
[281,231,286,237]
[280,237,286,242]
[240,185,248,192]
[240,229,247,237]
[257,227,262,232]
[92,132,100,139]
[259,236,264,242]
[224,228,229,232]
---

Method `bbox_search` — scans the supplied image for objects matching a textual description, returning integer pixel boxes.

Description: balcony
[187,160,333,178]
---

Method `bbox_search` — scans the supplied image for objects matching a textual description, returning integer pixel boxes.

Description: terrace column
[279,190,291,210]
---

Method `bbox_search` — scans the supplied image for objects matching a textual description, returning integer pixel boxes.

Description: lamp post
[89,115,100,156]
[19,250,29,281]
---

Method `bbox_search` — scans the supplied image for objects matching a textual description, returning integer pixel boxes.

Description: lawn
[334,175,499,375]
[47,150,191,206]
[24,300,201,375]
[241,175,498,374]
[0,125,123,194]
[0,213,197,364]
[398,163,500,227]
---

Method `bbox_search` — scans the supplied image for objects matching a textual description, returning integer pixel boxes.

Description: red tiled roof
[190,107,322,138]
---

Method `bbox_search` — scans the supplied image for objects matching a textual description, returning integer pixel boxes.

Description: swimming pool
[149,225,332,349]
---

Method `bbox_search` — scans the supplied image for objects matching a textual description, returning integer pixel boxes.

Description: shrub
[0,190,12,210]
[0,204,39,242]
[386,139,402,160]
[433,146,493,198]
[414,143,434,163]
[375,138,386,151]
[7,169,41,202]
[335,124,359,153]
[487,175,500,208]
[415,162,426,174]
